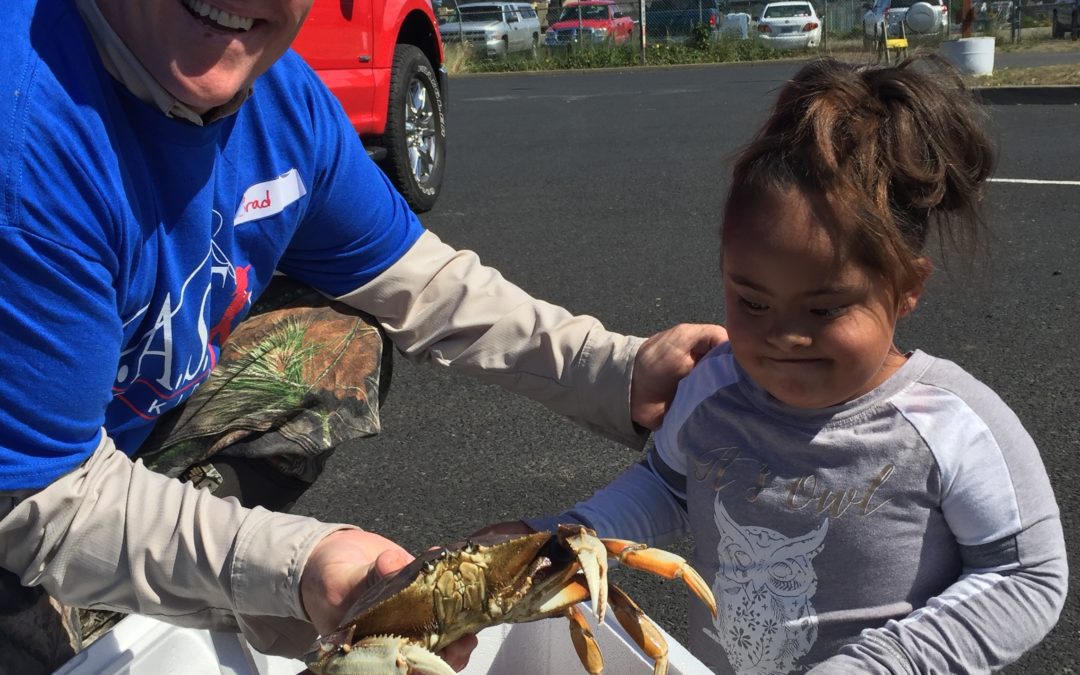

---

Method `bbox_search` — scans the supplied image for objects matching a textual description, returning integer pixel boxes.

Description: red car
[293,1,448,212]
[544,0,636,46]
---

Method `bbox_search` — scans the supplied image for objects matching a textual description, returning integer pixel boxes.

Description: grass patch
[446,37,792,75]
[971,63,1080,86]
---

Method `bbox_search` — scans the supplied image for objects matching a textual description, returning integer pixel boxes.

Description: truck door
[504,6,523,50]
[292,0,376,129]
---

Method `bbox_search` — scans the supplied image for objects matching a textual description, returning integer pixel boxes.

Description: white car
[440,2,543,57]
[755,1,822,48]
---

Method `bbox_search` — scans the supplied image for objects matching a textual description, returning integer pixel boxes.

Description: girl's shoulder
[908,350,1015,414]
[897,350,1035,455]
[682,341,740,395]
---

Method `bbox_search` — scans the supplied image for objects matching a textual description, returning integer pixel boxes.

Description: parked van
[1052,0,1079,39]
[645,0,722,42]
[440,2,543,56]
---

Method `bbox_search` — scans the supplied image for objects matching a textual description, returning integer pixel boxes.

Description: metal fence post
[822,6,828,51]
[640,0,648,64]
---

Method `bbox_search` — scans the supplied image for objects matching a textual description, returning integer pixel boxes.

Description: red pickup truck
[292,1,448,212]
[544,0,636,45]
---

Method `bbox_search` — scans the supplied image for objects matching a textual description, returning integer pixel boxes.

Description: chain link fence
[432,0,885,64]
[432,0,1060,68]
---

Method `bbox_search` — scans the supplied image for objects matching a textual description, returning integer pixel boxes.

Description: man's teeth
[183,0,255,31]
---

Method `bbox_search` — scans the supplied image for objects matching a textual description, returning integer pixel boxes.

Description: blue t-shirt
[0,0,424,489]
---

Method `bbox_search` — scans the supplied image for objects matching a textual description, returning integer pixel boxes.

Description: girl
[515,56,1068,673]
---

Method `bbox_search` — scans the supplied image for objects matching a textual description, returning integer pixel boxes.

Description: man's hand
[300,529,477,670]
[300,529,413,637]
[630,323,728,430]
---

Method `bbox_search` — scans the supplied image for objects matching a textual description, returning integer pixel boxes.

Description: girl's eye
[811,306,848,318]
[740,297,768,313]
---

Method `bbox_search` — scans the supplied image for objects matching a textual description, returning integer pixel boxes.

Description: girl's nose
[765,320,812,350]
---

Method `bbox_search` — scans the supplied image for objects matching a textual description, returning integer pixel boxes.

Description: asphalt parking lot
[295,60,1080,673]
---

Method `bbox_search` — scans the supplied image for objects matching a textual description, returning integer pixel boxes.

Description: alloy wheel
[404,77,438,188]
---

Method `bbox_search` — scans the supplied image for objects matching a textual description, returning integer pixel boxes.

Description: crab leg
[566,604,605,675]
[558,524,611,621]
[308,635,456,675]
[532,576,591,616]
[609,584,669,675]
[602,539,718,618]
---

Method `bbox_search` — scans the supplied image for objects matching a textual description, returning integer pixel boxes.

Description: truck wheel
[379,44,446,213]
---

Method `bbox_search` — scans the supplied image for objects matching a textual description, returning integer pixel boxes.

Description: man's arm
[0,433,365,657]
[337,230,726,449]
[336,230,646,447]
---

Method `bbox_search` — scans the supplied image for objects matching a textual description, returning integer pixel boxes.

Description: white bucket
[939,36,996,76]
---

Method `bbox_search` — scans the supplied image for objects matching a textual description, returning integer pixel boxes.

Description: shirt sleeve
[336,230,648,449]
[0,433,346,657]
[526,448,690,548]
[274,79,424,296]
[809,381,1068,673]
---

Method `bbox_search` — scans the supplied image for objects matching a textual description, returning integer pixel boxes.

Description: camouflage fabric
[0,278,390,672]
[138,277,389,485]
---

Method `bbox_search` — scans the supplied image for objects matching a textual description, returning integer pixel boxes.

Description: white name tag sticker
[233,169,308,226]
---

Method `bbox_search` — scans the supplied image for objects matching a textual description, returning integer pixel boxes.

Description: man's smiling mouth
[181,0,256,32]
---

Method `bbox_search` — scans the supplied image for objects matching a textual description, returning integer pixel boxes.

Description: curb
[974,85,1080,105]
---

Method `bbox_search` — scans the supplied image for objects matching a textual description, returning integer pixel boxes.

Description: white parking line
[989,178,1080,186]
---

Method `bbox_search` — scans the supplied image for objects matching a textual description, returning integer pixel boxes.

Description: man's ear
[899,258,934,317]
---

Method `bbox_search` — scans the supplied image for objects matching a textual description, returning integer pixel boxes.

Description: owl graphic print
[707,502,828,674]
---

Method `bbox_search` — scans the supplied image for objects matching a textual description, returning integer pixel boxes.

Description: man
[0,0,727,672]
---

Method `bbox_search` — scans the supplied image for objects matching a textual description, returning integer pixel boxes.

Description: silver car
[440,2,543,57]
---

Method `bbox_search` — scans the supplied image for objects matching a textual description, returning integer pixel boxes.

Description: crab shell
[315,530,581,657]
[304,526,718,675]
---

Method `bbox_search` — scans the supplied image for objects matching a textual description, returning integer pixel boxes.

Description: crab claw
[558,524,610,622]
[602,539,718,618]
[307,635,456,675]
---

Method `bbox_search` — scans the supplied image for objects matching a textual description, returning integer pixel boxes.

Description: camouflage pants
[0,278,390,674]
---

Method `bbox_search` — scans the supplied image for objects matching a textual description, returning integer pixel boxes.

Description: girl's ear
[899,258,934,317]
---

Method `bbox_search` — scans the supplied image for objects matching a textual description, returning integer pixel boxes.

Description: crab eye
[464,540,478,553]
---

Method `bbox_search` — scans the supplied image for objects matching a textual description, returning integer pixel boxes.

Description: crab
[304,524,718,675]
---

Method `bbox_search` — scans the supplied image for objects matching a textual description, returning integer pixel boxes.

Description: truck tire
[379,44,446,213]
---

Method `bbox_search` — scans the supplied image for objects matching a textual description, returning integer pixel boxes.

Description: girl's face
[722,190,922,409]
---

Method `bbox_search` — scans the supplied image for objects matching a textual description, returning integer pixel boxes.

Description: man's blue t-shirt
[0,0,424,489]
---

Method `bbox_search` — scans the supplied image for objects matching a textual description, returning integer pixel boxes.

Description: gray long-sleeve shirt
[532,346,1067,673]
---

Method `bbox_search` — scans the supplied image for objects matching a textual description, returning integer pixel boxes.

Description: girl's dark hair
[722,55,996,296]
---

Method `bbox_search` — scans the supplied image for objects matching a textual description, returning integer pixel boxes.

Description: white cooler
[54,603,712,675]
